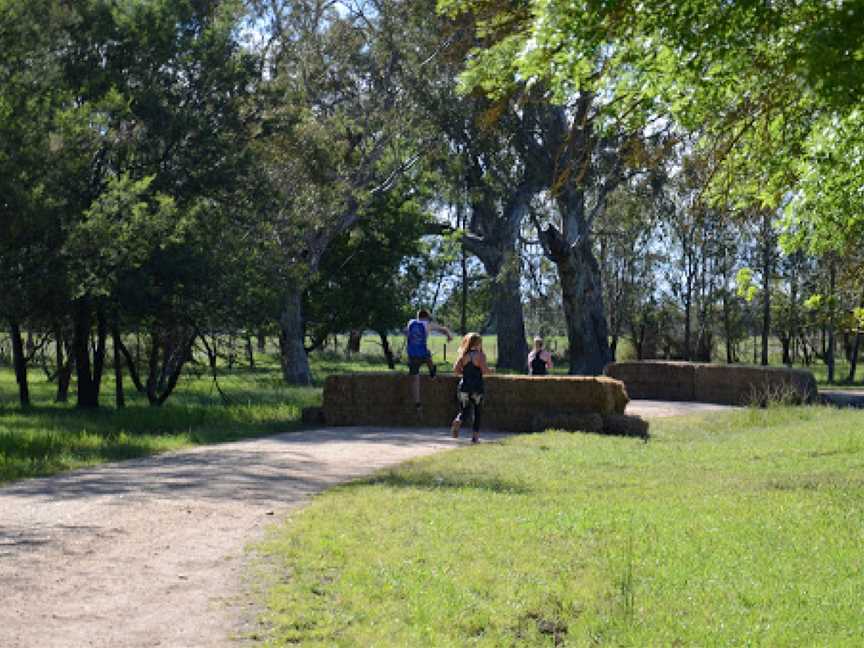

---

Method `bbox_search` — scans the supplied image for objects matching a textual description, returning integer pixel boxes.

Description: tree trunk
[116,335,146,393]
[848,288,864,383]
[459,202,468,336]
[378,330,396,369]
[55,326,72,403]
[555,243,613,375]
[848,332,862,383]
[347,330,362,354]
[489,252,529,371]
[73,299,106,409]
[144,326,197,406]
[761,267,771,367]
[245,335,255,369]
[683,286,692,361]
[780,336,792,365]
[10,321,30,407]
[723,292,734,363]
[827,260,836,384]
[113,326,125,408]
[257,331,266,353]
[279,288,312,385]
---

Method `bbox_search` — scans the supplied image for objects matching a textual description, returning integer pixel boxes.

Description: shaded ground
[1,401,731,647]
[626,399,735,418]
[821,389,864,408]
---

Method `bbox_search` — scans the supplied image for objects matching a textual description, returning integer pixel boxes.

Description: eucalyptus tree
[439,0,864,373]
[304,184,432,368]
[249,0,439,383]
[437,1,683,374]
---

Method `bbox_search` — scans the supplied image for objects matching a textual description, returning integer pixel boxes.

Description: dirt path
[1,428,506,648]
[1,401,729,648]
[627,399,736,418]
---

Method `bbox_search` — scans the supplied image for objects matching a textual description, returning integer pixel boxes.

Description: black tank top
[530,351,548,375]
[459,351,484,393]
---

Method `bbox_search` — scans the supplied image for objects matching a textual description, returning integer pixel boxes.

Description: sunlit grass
[255,406,864,646]
[0,353,323,483]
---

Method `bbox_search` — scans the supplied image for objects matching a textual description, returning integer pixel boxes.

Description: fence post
[443,344,447,362]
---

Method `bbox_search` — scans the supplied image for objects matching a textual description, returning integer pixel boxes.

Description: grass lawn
[0,354,328,484]
[255,406,864,646]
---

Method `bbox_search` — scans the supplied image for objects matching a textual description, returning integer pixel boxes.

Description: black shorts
[408,354,431,375]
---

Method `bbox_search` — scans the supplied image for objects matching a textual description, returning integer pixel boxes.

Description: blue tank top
[406,319,428,357]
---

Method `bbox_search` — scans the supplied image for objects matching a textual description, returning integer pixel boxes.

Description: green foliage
[735,267,757,303]
[256,406,864,645]
[305,185,433,342]
[441,0,864,254]
[63,175,182,298]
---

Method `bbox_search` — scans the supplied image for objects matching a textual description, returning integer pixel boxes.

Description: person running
[450,333,493,443]
[406,309,453,415]
[527,337,553,375]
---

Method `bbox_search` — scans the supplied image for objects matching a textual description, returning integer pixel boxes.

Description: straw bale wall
[603,361,697,400]
[322,373,629,433]
[605,361,818,405]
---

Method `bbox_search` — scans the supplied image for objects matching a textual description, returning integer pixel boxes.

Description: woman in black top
[450,333,493,443]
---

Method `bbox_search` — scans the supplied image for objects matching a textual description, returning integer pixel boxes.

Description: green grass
[2,333,860,485]
[255,406,864,646]
[0,354,325,483]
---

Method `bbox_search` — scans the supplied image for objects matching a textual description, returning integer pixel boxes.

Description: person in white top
[527,337,553,375]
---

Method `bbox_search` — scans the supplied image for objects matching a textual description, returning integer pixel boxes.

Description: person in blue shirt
[405,308,452,414]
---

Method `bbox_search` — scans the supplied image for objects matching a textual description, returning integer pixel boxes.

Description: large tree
[251,0,437,384]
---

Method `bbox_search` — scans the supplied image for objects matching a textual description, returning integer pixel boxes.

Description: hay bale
[694,364,818,406]
[531,412,604,433]
[602,414,650,439]
[604,361,696,400]
[301,406,325,425]
[604,361,818,406]
[322,373,628,433]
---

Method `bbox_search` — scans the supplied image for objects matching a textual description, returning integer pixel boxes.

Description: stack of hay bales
[605,361,818,405]
[602,361,696,400]
[692,364,817,405]
[323,373,458,428]
[322,373,633,434]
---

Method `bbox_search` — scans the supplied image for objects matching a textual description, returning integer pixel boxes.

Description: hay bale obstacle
[605,361,818,406]
[322,373,631,434]
[601,361,697,401]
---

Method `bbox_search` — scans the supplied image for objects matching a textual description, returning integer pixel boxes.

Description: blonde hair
[456,332,483,363]
[533,337,544,351]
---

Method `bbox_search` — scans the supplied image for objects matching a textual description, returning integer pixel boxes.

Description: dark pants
[408,353,435,376]
[456,392,483,432]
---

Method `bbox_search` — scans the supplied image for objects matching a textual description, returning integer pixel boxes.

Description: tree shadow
[356,469,531,495]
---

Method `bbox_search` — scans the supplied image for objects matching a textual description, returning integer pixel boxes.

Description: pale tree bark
[540,221,613,375]
[759,210,775,366]
[279,288,312,385]
[462,186,532,371]
[827,258,837,384]
[848,287,864,382]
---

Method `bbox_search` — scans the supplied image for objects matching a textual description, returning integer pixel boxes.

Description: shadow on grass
[358,469,531,494]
